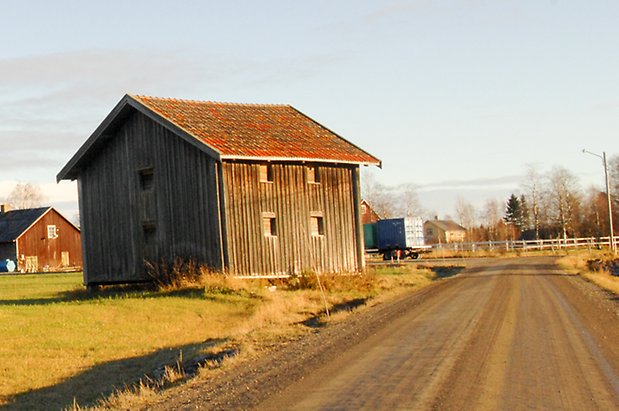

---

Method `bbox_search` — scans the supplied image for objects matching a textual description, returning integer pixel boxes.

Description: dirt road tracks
[151,257,619,410]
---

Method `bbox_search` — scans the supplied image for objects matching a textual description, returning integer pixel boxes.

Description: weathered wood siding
[16,209,82,271]
[78,111,223,285]
[222,161,361,275]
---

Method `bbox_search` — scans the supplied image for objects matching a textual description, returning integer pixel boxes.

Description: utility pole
[583,149,615,254]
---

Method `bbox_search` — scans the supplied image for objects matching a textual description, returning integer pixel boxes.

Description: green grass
[0,272,83,301]
[0,273,262,409]
[0,266,440,410]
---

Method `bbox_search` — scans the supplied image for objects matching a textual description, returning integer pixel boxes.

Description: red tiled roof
[131,95,380,165]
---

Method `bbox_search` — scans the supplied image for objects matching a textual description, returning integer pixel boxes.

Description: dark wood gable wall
[78,110,223,284]
[222,161,360,276]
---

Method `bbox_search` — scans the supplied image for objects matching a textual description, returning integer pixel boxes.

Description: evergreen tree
[504,194,524,228]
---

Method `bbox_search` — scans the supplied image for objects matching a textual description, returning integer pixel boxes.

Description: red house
[0,205,82,272]
[361,199,381,224]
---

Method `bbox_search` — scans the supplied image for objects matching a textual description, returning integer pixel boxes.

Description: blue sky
[1,0,618,218]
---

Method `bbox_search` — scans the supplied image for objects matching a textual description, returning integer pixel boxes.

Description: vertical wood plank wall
[222,161,360,276]
[16,210,82,271]
[78,111,223,284]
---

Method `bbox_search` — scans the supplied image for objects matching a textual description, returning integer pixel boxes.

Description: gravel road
[150,256,619,410]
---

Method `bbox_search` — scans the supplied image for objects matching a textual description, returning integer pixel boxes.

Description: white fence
[432,237,617,252]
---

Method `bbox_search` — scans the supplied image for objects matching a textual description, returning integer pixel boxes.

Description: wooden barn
[0,205,82,272]
[57,94,380,285]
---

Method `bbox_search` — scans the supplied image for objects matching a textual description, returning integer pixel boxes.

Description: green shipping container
[364,223,378,249]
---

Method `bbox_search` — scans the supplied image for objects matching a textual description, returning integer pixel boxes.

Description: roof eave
[57,95,135,182]
[57,94,224,182]
[14,207,52,241]
[220,154,381,167]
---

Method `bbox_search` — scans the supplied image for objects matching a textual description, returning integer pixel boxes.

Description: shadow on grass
[3,339,236,411]
[301,297,368,328]
[0,285,266,306]
[0,285,242,306]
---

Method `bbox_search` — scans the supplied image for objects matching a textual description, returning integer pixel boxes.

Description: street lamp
[583,149,615,254]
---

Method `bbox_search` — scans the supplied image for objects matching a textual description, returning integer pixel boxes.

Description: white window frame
[47,225,57,239]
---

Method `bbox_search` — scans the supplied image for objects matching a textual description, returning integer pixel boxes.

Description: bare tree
[454,197,477,242]
[361,170,396,218]
[6,183,46,209]
[581,187,606,238]
[361,171,423,219]
[521,165,543,239]
[482,199,501,241]
[547,166,581,240]
[392,183,422,218]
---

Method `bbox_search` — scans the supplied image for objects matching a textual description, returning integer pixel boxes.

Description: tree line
[363,156,619,243]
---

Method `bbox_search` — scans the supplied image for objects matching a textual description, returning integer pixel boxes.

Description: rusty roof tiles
[131,95,380,165]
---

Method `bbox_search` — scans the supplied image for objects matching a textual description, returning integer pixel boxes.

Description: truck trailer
[364,217,431,260]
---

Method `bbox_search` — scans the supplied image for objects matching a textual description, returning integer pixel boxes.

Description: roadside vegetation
[0,264,443,410]
[557,251,619,295]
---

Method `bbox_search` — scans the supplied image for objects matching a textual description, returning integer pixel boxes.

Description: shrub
[144,258,204,289]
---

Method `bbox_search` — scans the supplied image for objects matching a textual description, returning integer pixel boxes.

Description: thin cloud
[0,49,230,89]
[0,47,351,180]
[0,50,261,172]
[419,175,522,191]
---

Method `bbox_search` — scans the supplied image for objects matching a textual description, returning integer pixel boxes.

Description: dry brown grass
[86,352,188,411]
[423,247,577,260]
[145,259,256,293]
[83,272,382,410]
[558,251,619,295]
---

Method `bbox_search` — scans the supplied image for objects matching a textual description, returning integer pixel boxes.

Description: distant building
[0,205,82,272]
[360,199,381,224]
[424,219,466,244]
[57,94,380,286]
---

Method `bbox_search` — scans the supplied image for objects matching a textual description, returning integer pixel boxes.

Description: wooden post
[351,167,364,271]
[216,161,229,272]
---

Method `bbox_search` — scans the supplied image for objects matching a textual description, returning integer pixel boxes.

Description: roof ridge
[131,94,290,108]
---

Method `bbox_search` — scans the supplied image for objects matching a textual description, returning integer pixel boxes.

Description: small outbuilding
[57,94,380,285]
[360,199,381,225]
[0,205,82,272]
[424,219,467,244]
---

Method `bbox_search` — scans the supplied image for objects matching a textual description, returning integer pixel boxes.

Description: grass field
[0,266,439,410]
[0,273,262,409]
